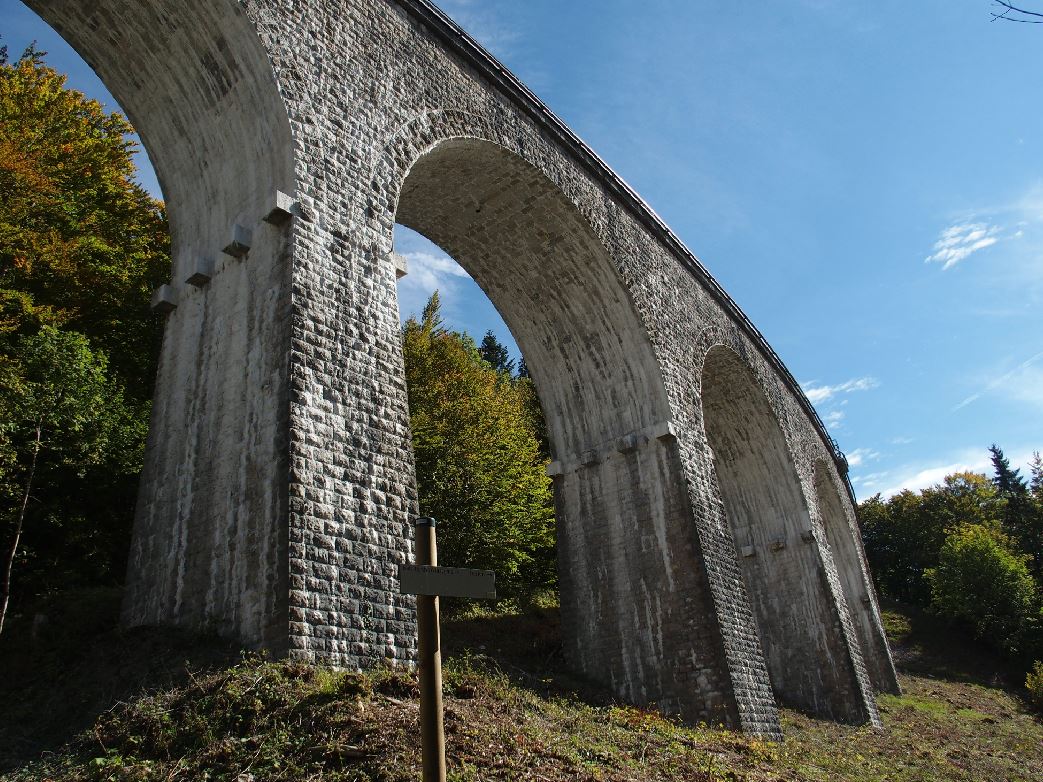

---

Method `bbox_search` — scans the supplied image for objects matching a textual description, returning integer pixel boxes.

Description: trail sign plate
[398,564,496,599]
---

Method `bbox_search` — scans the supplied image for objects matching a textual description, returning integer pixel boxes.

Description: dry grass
[1,597,1040,781]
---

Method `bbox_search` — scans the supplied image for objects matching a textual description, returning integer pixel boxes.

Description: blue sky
[4,0,1042,499]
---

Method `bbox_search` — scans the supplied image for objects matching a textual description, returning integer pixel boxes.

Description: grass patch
[1,593,1041,781]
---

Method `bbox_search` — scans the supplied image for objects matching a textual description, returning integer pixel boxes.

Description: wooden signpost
[398,517,496,782]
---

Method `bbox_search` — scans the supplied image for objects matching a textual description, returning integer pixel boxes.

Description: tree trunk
[0,421,42,635]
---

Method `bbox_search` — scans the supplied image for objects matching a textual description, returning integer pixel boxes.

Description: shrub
[925,524,1037,654]
[1027,661,1043,710]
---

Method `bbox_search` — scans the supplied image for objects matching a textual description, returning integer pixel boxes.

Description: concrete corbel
[150,284,178,314]
[263,190,296,225]
[185,256,215,287]
[223,223,253,258]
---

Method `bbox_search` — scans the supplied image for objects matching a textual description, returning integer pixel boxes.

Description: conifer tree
[477,330,515,375]
[990,444,1042,577]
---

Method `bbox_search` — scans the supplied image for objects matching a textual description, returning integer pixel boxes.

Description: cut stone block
[392,252,409,279]
[653,420,677,442]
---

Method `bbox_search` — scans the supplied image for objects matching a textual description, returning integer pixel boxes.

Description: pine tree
[477,330,515,375]
[1030,451,1043,501]
[990,444,1042,579]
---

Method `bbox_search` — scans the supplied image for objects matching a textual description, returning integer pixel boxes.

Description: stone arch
[26,0,296,276]
[699,342,871,722]
[378,120,741,726]
[24,0,297,648]
[813,460,900,693]
[385,129,672,453]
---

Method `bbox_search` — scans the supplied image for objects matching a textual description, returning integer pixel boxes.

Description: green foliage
[861,452,1043,686]
[403,293,555,598]
[0,46,169,392]
[0,327,143,630]
[860,471,999,604]
[0,48,166,615]
[1027,660,1043,710]
[925,524,1037,654]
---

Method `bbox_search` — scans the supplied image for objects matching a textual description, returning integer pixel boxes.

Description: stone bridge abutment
[24,0,899,738]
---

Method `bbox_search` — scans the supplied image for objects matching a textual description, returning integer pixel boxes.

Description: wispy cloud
[924,222,1000,270]
[851,447,1034,499]
[824,410,846,427]
[846,447,880,468]
[802,376,879,405]
[395,250,472,322]
[924,181,1043,276]
[953,349,1043,411]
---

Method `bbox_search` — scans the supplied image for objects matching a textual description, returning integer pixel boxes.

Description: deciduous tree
[0,327,138,633]
[0,46,165,616]
[926,524,1037,654]
[402,294,555,598]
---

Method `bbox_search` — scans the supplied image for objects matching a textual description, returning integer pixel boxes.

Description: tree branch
[0,418,44,635]
[991,1,1043,23]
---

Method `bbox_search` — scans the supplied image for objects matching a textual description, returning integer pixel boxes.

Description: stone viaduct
[26,0,899,738]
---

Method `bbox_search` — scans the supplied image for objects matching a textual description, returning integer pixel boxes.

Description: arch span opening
[814,462,898,693]
[393,136,732,723]
[701,345,865,721]
[395,137,671,456]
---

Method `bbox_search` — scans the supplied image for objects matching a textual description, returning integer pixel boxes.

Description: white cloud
[851,447,1035,499]
[824,410,846,426]
[395,250,472,322]
[953,349,1043,411]
[845,447,880,468]
[924,221,1000,270]
[802,376,879,405]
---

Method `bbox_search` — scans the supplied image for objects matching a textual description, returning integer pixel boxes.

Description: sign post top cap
[415,516,437,527]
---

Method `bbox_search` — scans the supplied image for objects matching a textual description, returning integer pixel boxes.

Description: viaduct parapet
[26,0,899,738]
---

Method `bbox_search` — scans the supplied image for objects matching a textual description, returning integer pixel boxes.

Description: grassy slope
[0,594,1040,781]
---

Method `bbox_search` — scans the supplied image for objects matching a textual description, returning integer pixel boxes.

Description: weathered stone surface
[25,0,899,737]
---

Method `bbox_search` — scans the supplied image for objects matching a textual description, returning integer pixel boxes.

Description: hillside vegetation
[1,592,1040,782]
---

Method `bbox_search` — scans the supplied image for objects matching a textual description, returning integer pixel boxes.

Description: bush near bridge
[859,446,1043,701]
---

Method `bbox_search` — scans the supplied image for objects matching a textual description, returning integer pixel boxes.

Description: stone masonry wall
[28,0,898,736]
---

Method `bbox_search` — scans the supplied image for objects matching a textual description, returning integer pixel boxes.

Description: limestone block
[263,190,296,225]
